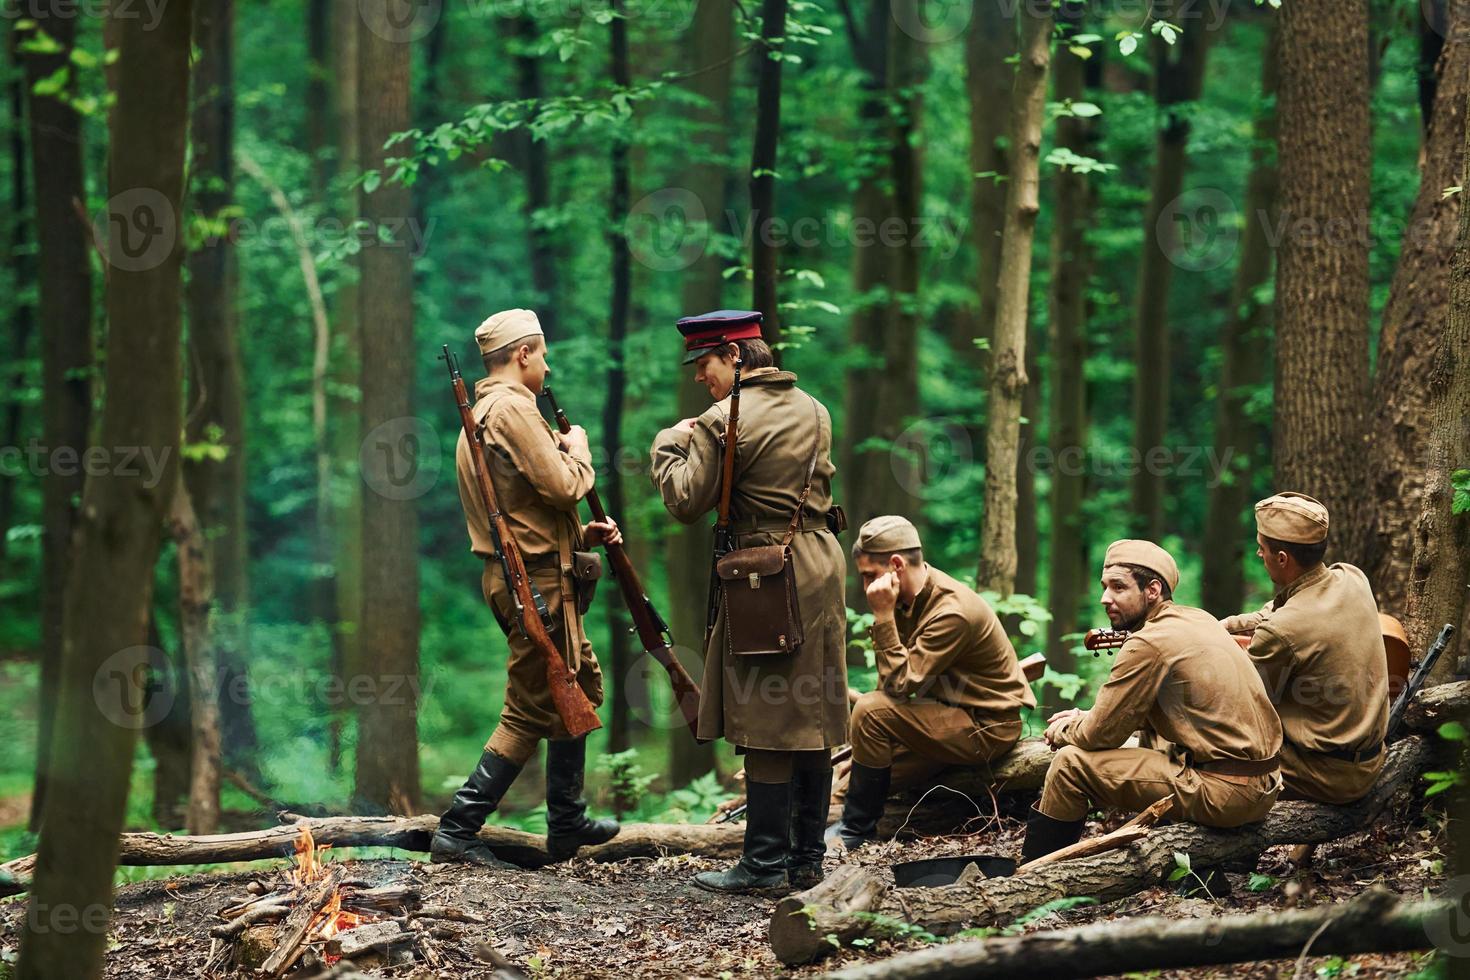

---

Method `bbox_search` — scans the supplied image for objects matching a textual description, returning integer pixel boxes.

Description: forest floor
[0,789,1447,980]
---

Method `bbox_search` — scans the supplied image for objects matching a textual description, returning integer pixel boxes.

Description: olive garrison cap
[677,309,763,364]
[475,308,544,356]
[855,515,922,554]
[1103,539,1180,592]
[1255,492,1329,544]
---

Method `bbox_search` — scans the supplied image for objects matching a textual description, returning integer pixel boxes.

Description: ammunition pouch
[716,544,803,655]
[569,550,603,616]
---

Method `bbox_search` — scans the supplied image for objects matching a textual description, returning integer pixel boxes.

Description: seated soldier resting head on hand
[828,516,1036,849]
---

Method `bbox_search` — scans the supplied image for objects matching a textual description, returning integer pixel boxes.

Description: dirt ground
[0,788,1448,979]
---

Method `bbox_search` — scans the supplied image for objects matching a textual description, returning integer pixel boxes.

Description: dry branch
[261,863,344,977]
[818,885,1449,980]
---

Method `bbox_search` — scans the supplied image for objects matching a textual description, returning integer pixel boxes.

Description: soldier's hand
[1043,709,1084,747]
[864,572,901,618]
[584,518,622,548]
[559,424,590,455]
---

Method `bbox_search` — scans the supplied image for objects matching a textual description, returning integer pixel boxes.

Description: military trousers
[836,691,1023,794]
[481,564,605,767]
[1278,740,1384,805]
[1038,745,1279,828]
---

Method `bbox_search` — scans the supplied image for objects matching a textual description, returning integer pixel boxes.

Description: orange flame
[289,823,334,887]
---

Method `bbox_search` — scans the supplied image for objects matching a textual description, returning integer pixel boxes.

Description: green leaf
[1118,33,1139,57]
[361,170,382,194]
[1439,721,1469,742]
[1247,872,1276,892]
[1070,101,1102,118]
[18,29,63,55]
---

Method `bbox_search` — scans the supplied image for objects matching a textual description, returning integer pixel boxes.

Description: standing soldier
[650,310,848,894]
[829,516,1036,848]
[432,309,621,868]
[1220,493,1388,804]
[1023,540,1283,862]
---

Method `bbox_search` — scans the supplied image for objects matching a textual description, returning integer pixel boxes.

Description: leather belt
[1287,739,1384,764]
[491,552,561,572]
[1193,755,1280,777]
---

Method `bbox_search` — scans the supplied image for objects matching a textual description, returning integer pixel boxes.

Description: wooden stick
[260,864,344,977]
[1016,794,1175,873]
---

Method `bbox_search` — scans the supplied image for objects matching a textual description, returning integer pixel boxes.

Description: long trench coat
[650,368,849,751]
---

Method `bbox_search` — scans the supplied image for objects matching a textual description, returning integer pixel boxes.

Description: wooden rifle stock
[540,387,705,743]
[439,347,601,739]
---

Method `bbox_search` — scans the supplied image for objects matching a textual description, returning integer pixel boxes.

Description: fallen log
[1403,677,1470,732]
[771,737,1431,966]
[0,816,742,899]
[818,885,1450,980]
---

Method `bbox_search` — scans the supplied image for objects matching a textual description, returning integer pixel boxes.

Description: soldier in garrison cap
[649,310,849,894]
[827,516,1036,848]
[1219,493,1389,804]
[432,309,623,868]
[1022,540,1283,863]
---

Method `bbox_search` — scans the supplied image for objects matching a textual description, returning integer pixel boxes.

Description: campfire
[205,823,486,976]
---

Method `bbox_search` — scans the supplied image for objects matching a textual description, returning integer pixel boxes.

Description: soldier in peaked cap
[649,310,849,894]
[1219,493,1389,804]
[827,516,1036,848]
[1021,539,1283,863]
[432,309,622,869]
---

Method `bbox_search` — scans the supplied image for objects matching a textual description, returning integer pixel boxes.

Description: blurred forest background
[0,0,1468,888]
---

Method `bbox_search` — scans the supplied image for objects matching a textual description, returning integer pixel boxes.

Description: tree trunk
[514,14,560,340]
[141,615,192,829]
[821,886,1443,980]
[772,737,1430,965]
[1129,17,1211,540]
[605,0,635,754]
[353,0,422,816]
[19,0,95,833]
[841,0,923,608]
[1401,83,1470,680]
[186,0,259,785]
[16,0,191,974]
[0,38,31,567]
[168,481,222,835]
[748,0,788,354]
[1272,0,1374,568]
[328,0,362,774]
[1043,4,1093,709]
[1201,22,1281,616]
[976,6,1050,596]
[667,0,733,785]
[1368,10,1469,618]
[306,0,330,196]
[959,2,1013,355]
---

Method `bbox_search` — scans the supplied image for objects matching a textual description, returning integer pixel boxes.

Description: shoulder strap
[781,396,822,547]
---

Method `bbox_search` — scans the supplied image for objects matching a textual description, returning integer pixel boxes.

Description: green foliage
[1451,470,1470,515]
[1247,872,1277,893]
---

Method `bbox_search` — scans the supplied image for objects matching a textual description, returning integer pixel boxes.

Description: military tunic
[849,567,1035,783]
[649,368,848,751]
[455,377,605,765]
[1041,601,1283,827]
[1221,563,1388,804]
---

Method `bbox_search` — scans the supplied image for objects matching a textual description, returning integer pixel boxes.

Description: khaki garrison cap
[855,515,922,553]
[1103,539,1180,593]
[1255,492,1329,544]
[475,308,544,356]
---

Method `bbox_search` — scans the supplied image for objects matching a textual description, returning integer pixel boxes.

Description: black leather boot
[788,765,833,890]
[1019,804,1086,863]
[825,762,891,849]
[693,780,792,894]
[431,749,523,869]
[545,736,620,861]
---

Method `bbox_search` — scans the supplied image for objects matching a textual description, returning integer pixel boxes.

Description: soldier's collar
[899,567,934,616]
[738,368,797,386]
[1272,562,1329,608]
[476,376,539,402]
[1143,598,1173,624]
